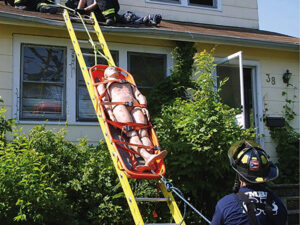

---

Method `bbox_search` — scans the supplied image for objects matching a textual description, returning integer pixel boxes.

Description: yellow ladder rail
[63,9,186,225]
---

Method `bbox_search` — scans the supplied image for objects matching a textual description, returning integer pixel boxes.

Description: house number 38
[266,74,276,85]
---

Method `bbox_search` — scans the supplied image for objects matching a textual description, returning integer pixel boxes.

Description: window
[13,35,172,125]
[189,0,214,7]
[20,44,66,120]
[148,0,217,8]
[76,50,119,121]
[127,52,166,96]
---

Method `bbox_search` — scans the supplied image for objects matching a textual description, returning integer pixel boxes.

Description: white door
[216,51,246,128]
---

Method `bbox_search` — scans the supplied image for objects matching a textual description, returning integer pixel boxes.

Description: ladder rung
[69,16,94,24]
[135,197,171,202]
[82,53,105,58]
[78,40,103,46]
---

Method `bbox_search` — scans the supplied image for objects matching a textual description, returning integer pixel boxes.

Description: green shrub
[0,98,14,145]
[269,91,299,184]
[0,123,136,224]
[153,50,255,223]
[270,124,299,184]
[147,42,197,116]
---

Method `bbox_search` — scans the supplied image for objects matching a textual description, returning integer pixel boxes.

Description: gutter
[0,11,299,51]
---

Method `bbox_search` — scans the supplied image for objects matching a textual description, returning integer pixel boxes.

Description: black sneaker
[39,5,58,14]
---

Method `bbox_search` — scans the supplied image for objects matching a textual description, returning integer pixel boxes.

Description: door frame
[214,53,264,146]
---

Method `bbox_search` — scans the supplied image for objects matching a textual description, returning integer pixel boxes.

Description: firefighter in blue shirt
[211,140,287,225]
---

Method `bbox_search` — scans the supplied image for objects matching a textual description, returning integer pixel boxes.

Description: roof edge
[0,11,299,51]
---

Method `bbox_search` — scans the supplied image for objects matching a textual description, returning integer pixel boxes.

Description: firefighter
[76,0,120,25]
[211,140,287,225]
[13,0,58,14]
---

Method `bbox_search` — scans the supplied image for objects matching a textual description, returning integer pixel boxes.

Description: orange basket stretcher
[90,64,166,179]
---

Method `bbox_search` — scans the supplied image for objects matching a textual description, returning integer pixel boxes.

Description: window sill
[145,0,222,12]
[16,120,99,126]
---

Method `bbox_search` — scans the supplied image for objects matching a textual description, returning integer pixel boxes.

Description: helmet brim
[232,162,279,184]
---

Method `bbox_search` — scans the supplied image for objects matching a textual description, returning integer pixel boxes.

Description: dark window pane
[23,46,65,82]
[128,52,166,96]
[189,0,214,6]
[20,45,66,120]
[217,65,241,109]
[152,0,180,3]
[76,50,119,121]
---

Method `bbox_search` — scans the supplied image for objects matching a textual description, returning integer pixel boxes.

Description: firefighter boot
[38,3,58,14]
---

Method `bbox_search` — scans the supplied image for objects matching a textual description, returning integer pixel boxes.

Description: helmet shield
[228,140,279,184]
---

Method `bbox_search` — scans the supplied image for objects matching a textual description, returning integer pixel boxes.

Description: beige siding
[196,43,299,160]
[0,28,13,114]
[0,22,298,161]
[17,124,104,146]
[118,0,259,28]
[0,23,175,145]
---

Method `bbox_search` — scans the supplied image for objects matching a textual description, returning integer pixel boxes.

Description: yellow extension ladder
[63,10,186,225]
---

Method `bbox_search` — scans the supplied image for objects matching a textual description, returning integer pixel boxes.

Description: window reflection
[20,45,66,120]
[128,52,166,97]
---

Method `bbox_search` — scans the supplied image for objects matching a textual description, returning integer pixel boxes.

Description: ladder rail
[63,10,186,225]
[64,10,145,225]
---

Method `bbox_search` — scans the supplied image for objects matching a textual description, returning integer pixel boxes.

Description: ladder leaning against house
[63,9,186,225]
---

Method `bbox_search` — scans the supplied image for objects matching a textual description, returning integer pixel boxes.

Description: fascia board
[0,11,299,52]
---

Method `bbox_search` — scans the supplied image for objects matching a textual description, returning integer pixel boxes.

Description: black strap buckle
[120,79,127,83]
[124,125,133,131]
[153,145,161,150]
[125,102,133,107]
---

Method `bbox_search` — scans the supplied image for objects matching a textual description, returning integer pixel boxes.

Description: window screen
[20,44,66,120]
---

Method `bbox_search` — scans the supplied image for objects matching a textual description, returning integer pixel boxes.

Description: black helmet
[228,140,279,184]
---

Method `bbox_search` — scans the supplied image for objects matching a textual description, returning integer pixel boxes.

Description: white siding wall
[0,25,173,146]
[197,43,299,161]
[0,28,13,120]
[119,0,259,28]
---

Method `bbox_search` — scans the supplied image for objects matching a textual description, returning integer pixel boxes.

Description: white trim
[12,34,173,125]
[146,0,222,11]
[214,56,264,146]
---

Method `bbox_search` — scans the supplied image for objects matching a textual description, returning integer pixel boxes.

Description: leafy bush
[269,91,299,184]
[152,50,255,222]
[147,42,197,116]
[0,121,136,224]
[270,124,299,184]
[0,98,14,145]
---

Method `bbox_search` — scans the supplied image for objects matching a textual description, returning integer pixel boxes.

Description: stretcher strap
[107,120,150,131]
[113,139,154,150]
[100,101,147,108]
[94,78,135,87]
[115,142,141,156]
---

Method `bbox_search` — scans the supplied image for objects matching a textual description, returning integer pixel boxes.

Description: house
[0,0,299,162]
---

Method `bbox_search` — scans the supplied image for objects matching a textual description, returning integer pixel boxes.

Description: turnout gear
[74,8,88,15]
[143,14,162,26]
[228,140,279,184]
[96,0,119,24]
[83,0,120,24]
[13,0,58,13]
[2,0,15,6]
[65,0,79,9]
[121,11,162,26]
[38,3,58,14]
